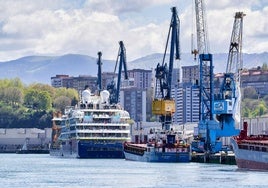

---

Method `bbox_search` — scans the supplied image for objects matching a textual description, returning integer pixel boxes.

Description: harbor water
[0,154,267,188]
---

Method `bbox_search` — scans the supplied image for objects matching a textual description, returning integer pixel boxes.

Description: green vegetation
[0,78,79,129]
[0,77,266,129]
[242,86,268,118]
[240,63,268,118]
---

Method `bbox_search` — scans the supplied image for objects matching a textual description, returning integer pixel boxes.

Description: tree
[264,95,268,105]
[252,101,267,117]
[9,78,24,88]
[262,62,268,71]
[243,87,258,99]
[0,78,23,89]
[0,78,24,104]
[242,107,252,118]
[28,83,56,99]
[0,78,80,128]
[24,89,51,110]
[38,91,52,110]
[53,87,79,112]
[24,89,39,109]
[242,95,268,117]
[53,96,72,112]
[54,87,79,101]
[4,87,23,107]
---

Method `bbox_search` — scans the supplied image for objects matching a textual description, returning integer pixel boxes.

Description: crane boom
[226,12,245,81]
[167,7,180,98]
[116,41,128,103]
[107,41,128,105]
[195,0,209,54]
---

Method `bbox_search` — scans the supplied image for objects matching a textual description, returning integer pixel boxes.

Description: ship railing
[75,130,130,134]
[75,123,130,127]
[238,143,268,152]
[75,125,128,129]
[77,136,131,140]
[240,140,268,146]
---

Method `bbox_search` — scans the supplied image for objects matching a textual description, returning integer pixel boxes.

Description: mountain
[0,52,267,84]
[0,54,115,84]
[131,52,268,74]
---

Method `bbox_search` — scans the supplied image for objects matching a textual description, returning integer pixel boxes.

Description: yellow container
[152,99,175,115]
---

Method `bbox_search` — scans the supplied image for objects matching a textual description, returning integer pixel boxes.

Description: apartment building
[120,88,147,122]
[51,75,97,92]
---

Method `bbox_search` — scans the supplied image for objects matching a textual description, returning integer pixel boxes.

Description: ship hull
[16,149,49,154]
[236,158,268,171]
[50,140,125,158]
[124,151,190,162]
[78,140,124,158]
[231,138,268,170]
[124,143,190,163]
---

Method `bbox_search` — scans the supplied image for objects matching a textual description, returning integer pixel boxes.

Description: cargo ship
[123,6,190,163]
[124,130,191,162]
[231,122,268,170]
[50,87,131,158]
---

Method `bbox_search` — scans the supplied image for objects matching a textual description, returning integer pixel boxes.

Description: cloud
[84,0,175,14]
[0,0,267,62]
[186,0,268,54]
[0,6,123,60]
[0,0,176,61]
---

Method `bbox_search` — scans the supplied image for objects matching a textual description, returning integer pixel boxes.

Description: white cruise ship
[50,87,131,158]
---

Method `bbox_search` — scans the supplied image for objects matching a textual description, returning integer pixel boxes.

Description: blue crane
[107,41,128,105]
[191,0,242,153]
[152,7,180,131]
[213,12,245,143]
[191,0,216,152]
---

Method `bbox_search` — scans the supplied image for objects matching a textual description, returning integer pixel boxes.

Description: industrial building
[0,128,51,153]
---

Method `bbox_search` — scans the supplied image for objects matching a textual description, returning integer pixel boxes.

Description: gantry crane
[192,0,242,153]
[106,41,128,105]
[152,7,180,131]
[97,51,102,93]
[191,0,216,152]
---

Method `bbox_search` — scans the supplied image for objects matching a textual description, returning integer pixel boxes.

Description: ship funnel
[100,90,110,104]
[82,88,92,104]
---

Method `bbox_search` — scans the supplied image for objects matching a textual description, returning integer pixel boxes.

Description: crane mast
[192,0,216,153]
[107,41,128,105]
[152,7,180,131]
[194,0,214,123]
[97,51,102,93]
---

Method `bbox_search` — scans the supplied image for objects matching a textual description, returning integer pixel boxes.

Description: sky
[0,0,267,61]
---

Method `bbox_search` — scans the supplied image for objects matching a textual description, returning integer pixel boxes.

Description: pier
[191,152,236,165]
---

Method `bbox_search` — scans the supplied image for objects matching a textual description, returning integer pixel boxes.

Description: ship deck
[239,139,268,146]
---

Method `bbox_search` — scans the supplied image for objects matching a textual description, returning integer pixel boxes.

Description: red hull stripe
[236,158,268,171]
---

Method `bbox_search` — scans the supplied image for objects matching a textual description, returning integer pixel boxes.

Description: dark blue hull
[50,140,125,158]
[78,141,124,158]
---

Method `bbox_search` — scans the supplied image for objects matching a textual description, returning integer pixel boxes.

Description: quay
[191,152,236,165]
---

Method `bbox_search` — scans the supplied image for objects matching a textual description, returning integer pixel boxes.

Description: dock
[191,152,236,165]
